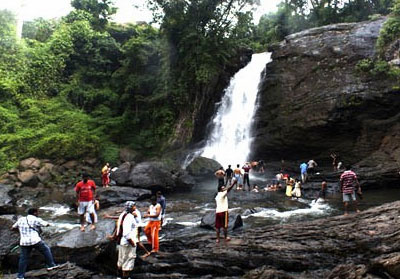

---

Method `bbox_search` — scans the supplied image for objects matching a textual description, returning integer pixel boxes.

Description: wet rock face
[251,18,400,187]
[111,161,195,193]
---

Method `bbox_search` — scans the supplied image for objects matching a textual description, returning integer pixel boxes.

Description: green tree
[71,0,117,30]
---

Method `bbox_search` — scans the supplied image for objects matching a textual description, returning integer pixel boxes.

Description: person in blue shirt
[300,162,308,183]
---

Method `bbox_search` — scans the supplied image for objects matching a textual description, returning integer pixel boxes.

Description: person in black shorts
[225,165,233,186]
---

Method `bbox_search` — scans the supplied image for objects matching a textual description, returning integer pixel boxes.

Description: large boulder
[96,186,151,208]
[186,156,222,177]
[37,163,55,183]
[112,161,195,193]
[17,170,39,187]
[19,157,41,170]
[200,211,243,231]
[0,216,19,262]
[251,18,400,187]
[109,162,132,185]
[0,185,16,214]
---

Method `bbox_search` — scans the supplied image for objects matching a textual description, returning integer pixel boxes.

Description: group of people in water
[214,156,363,241]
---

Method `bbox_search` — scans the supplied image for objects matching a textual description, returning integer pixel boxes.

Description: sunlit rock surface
[251,18,400,187]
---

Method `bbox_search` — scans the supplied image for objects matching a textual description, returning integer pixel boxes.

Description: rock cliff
[251,18,400,187]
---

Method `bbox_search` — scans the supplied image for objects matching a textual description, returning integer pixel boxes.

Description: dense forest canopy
[0,0,399,171]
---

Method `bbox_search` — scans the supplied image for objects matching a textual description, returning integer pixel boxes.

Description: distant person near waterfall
[215,183,235,243]
[215,167,225,188]
[233,164,243,190]
[225,165,233,186]
[242,162,252,191]
[307,159,318,176]
[340,166,362,215]
[75,173,97,232]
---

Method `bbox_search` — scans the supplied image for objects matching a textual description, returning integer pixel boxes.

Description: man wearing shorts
[340,166,362,215]
[117,201,139,279]
[215,183,235,243]
[75,173,97,231]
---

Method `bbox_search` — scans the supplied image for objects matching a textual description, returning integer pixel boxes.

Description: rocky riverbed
[2,198,400,279]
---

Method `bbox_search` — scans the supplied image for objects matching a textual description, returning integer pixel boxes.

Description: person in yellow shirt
[101,163,110,188]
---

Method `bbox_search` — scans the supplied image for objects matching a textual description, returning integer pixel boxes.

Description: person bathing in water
[242,162,252,191]
[225,165,233,186]
[233,164,243,190]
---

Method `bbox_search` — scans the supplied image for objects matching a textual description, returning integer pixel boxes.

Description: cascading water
[200,52,272,167]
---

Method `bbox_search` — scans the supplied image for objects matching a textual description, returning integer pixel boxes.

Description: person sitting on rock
[251,185,259,192]
[215,183,235,243]
[12,208,62,279]
[291,179,302,198]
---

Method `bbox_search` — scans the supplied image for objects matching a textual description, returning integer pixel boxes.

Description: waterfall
[200,52,271,168]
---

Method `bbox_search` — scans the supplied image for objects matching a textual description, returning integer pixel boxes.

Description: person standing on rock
[144,196,162,254]
[215,183,235,243]
[12,208,61,279]
[117,201,147,279]
[242,162,252,191]
[156,191,167,227]
[225,165,233,186]
[233,164,243,190]
[101,162,111,188]
[215,167,226,188]
[340,166,362,215]
[75,173,97,232]
[307,159,318,176]
[300,162,308,183]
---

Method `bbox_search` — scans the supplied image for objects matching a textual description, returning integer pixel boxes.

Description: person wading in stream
[340,166,362,215]
[12,208,62,279]
[75,173,97,231]
[144,196,162,254]
[215,183,235,243]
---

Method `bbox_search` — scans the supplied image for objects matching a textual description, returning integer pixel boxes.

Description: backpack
[111,212,128,244]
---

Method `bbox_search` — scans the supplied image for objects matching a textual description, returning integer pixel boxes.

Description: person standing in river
[12,208,62,279]
[225,165,233,186]
[215,182,235,243]
[214,167,225,188]
[242,162,252,191]
[340,166,362,215]
[144,196,162,254]
[75,173,97,232]
[300,162,308,183]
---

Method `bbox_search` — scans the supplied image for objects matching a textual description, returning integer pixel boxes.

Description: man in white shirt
[117,201,140,279]
[12,208,60,279]
[215,183,235,243]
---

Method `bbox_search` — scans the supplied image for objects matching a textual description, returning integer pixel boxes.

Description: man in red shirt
[75,173,97,231]
[340,166,362,215]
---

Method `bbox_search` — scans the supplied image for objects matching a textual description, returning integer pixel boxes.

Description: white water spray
[201,52,271,167]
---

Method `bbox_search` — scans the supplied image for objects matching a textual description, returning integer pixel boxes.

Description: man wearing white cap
[116,201,141,279]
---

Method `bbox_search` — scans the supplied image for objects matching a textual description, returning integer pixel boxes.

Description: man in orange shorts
[215,183,235,243]
[144,196,162,254]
